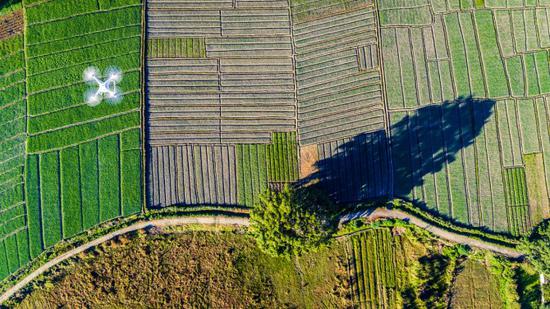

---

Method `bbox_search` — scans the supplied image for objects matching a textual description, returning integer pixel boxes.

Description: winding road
[0,210,522,304]
[341,208,522,258]
[0,216,249,304]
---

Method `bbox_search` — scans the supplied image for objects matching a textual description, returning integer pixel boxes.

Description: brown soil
[0,10,23,40]
[299,144,319,178]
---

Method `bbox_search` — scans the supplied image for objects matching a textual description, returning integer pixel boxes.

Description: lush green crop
[79,140,100,230]
[25,0,98,25]
[28,111,140,152]
[60,147,83,238]
[98,135,121,221]
[26,155,43,259]
[39,152,62,248]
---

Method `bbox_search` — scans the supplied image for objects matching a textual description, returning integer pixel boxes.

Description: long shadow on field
[304,96,496,208]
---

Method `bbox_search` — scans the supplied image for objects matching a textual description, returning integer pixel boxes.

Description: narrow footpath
[341,208,523,258]
[0,216,249,304]
[1,209,523,304]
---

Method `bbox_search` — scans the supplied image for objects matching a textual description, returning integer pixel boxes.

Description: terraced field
[349,228,404,308]
[145,0,299,207]
[2,0,550,291]
[23,0,144,259]
[379,0,550,235]
[0,23,30,281]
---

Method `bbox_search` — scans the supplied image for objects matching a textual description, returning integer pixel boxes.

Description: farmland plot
[378,0,550,235]
[23,0,144,257]
[146,0,299,207]
[0,33,30,281]
[449,259,505,308]
[292,2,386,145]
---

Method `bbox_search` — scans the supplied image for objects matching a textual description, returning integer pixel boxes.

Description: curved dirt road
[341,208,523,258]
[0,216,249,304]
[1,209,523,304]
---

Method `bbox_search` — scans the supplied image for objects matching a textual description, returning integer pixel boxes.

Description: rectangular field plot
[0,34,30,281]
[148,132,298,208]
[293,5,386,145]
[349,228,404,309]
[146,3,296,145]
[25,131,143,255]
[24,0,142,153]
[290,0,373,23]
[149,144,239,207]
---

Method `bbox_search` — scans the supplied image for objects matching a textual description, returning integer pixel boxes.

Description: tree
[519,219,550,305]
[249,185,334,258]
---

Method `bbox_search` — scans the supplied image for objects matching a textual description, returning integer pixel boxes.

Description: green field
[237,132,298,207]
[380,1,550,235]
[0,33,30,281]
[1,0,550,297]
[22,0,143,261]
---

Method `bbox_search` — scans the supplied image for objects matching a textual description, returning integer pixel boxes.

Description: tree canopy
[519,219,550,276]
[249,186,335,258]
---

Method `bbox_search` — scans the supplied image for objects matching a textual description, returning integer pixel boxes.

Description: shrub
[249,186,334,258]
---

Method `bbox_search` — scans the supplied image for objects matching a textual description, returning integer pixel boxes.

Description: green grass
[14,230,351,307]
[450,258,505,308]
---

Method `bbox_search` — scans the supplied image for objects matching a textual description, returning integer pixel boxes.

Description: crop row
[26,130,142,258]
[266,132,299,182]
[25,0,141,26]
[148,144,239,207]
[147,38,206,58]
[293,6,385,145]
[0,228,30,281]
[24,0,142,153]
[236,144,269,207]
[350,228,401,308]
[290,0,372,23]
[316,131,390,203]
[0,31,26,256]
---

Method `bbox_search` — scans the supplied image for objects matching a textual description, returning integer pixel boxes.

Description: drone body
[83,66,123,106]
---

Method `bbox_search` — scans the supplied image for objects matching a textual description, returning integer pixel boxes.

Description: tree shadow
[304,96,496,210]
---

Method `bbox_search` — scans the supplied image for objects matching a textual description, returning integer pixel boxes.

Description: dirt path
[1,209,524,304]
[341,208,523,258]
[0,216,249,304]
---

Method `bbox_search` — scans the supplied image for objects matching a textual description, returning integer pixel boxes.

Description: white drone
[83,66,123,106]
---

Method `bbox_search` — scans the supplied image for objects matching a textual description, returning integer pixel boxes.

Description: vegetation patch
[147,37,206,58]
[11,230,352,308]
